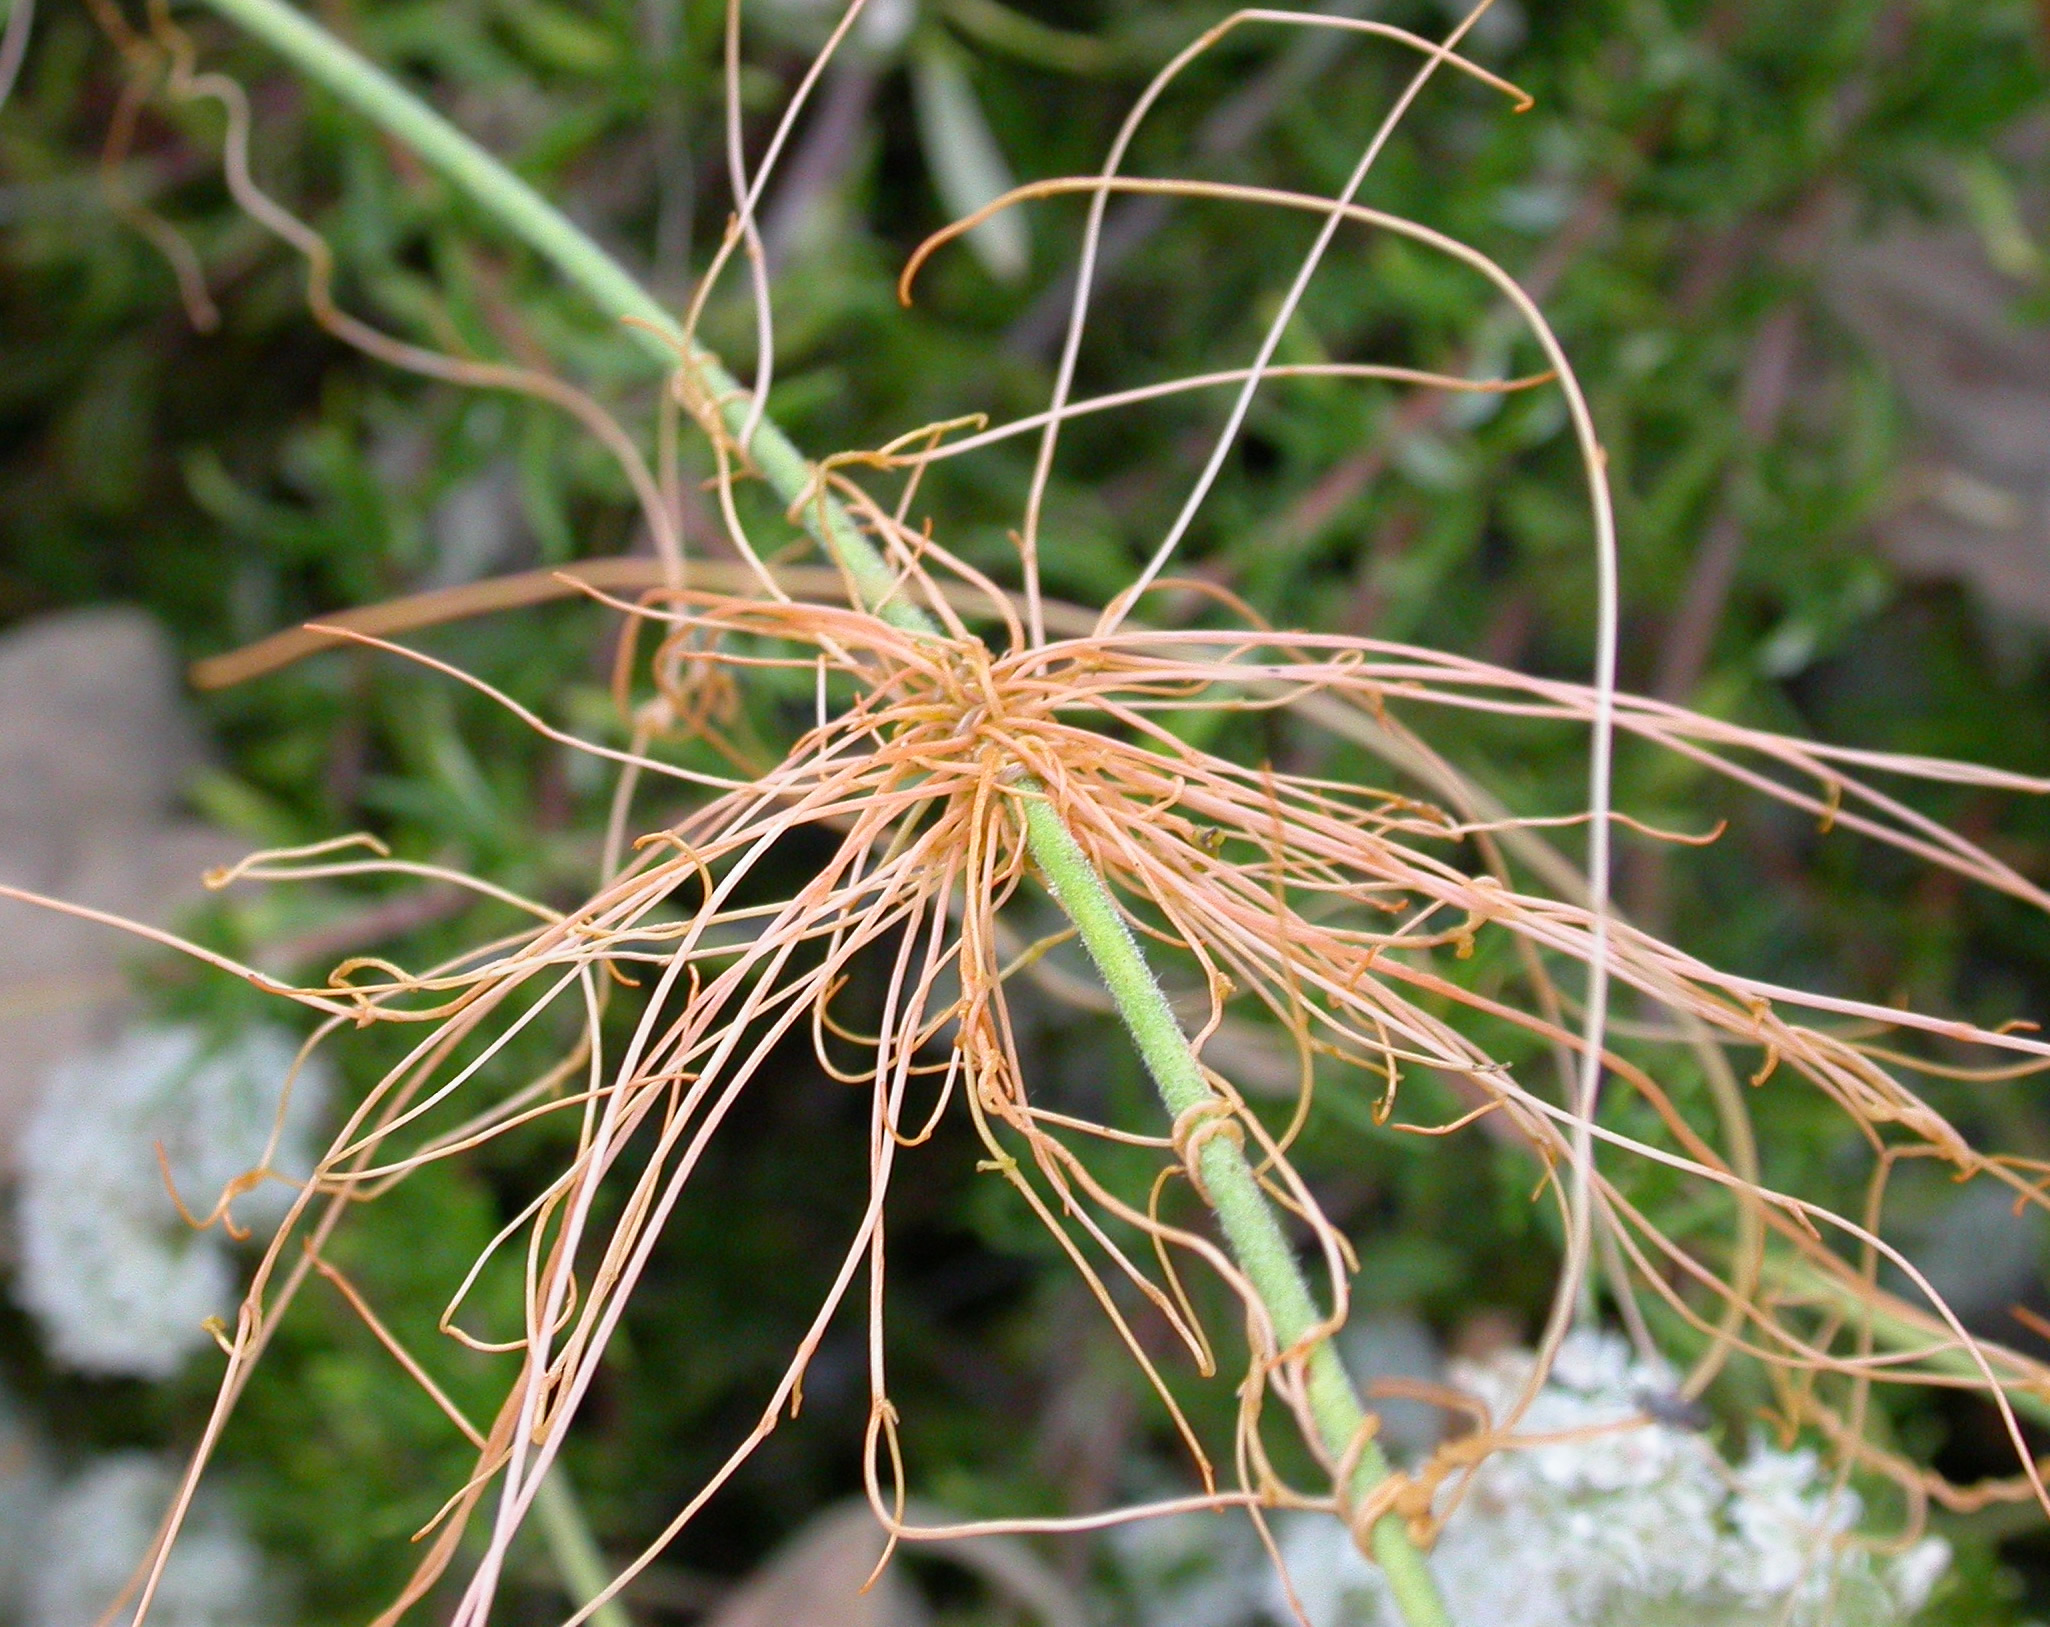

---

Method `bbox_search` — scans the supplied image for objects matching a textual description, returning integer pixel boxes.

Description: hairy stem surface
[175,2,1451,1617]
[1022,795,1450,1627]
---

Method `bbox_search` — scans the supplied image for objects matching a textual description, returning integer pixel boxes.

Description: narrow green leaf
[910,35,1028,284]
[940,0,1115,76]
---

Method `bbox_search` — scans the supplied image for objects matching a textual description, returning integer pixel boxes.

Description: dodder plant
[17,2,2050,1624]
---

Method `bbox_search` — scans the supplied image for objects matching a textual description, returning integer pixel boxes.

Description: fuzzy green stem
[1021,796,1451,1627]
[176,6,1447,1617]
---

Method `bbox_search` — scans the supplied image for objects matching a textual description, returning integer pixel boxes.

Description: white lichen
[25,1454,273,1627]
[13,1024,329,1380]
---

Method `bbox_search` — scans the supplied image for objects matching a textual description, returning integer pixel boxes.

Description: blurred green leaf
[910,33,1027,283]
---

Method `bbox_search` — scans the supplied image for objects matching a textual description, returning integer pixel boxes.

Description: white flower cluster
[23,1454,272,1627]
[1112,1331,1948,1627]
[14,1024,329,1379]
[1274,1331,1949,1627]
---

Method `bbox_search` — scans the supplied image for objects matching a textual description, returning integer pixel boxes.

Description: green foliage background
[4,0,2050,1620]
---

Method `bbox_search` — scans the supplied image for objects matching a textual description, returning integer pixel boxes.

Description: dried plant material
[130,570,2050,1623]
[34,2,2050,1624]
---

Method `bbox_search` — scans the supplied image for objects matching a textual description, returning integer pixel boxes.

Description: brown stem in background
[1338,502,1421,634]
[1623,300,1800,940]
[258,883,470,974]
[1651,300,1804,705]
[1650,0,1911,705]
